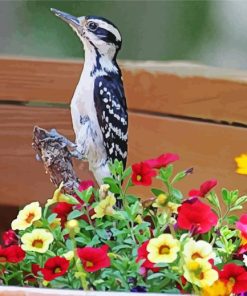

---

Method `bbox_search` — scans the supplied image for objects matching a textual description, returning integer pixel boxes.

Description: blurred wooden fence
[0,56,247,230]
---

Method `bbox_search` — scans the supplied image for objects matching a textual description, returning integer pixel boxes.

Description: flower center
[0,256,7,263]
[54,267,62,274]
[136,175,142,181]
[86,261,94,268]
[229,277,235,285]
[192,252,203,260]
[25,212,35,224]
[32,239,44,248]
[159,245,170,255]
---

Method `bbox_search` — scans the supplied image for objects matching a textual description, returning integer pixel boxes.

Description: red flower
[25,264,41,282]
[41,256,69,281]
[188,179,217,198]
[132,162,156,186]
[78,180,94,192]
[136,241,159,273]
[0,245,25,263]
[236,214,247,240]
[52,202,73,226]
[2,230,18,246]
[219,263,247,294]
[77,245,110,272]
[145,153,179,169]
[177,198,218,234]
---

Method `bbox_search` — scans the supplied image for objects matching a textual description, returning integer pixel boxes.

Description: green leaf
[171,170,186,184]
[67,210,82,220]
[122,167,132,180]
[159,165,173,182]
[222,188,231,206]
[103,177,120,194]
[147,273,164,280]
[151,188,166,197]
[171,188,183,200]
[96,229,109,240]
[47,213,57,224]
[227,215,239,225]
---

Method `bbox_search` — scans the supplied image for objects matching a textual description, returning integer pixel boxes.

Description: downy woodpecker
[51,9,128,185]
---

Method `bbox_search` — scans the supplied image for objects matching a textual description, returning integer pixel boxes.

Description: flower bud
[66,219,80,235]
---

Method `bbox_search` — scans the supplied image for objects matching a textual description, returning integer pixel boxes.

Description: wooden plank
[0,57,247,124]
[0,104,246,209]
[0,286,172,296]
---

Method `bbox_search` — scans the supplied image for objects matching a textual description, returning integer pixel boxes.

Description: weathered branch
[32,126,80,195]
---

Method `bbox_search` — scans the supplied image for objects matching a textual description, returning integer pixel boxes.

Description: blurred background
[1,0,247,69]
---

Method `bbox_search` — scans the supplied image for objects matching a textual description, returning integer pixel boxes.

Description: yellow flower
[49,218,61,230]
[62,250,74,261]
[153,194,179,215]
[184,259,218,288]
[153,194,168,207]
[46,182,77,207]
[134,214,143,224]
[235,153,247,175]
[99,184,111,199]
[11,202,42,230]
[201,279,233,296]
[183,239,215,263]
[147,234,180,263]
[92,195,116,219]
[21,229,54,253]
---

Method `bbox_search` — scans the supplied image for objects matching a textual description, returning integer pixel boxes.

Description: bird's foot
[49,128,76,148]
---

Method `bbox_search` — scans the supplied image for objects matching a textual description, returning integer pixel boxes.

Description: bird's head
[51,8,122,60]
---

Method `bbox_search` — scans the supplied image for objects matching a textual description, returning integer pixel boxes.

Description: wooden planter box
[0,56,247,231]
[0,286,174,296]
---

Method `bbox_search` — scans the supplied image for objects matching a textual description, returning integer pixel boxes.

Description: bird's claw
[49,128,76,148]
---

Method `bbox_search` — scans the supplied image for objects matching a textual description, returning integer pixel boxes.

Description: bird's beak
[50,8,81,29]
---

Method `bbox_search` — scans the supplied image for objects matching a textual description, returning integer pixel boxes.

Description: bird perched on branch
[51,9,128,185]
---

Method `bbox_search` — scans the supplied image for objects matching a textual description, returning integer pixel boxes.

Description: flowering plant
[1,153,247,295]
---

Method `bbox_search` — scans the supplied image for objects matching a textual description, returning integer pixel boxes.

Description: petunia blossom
[177,198,218,234]
[188,179,217,198]
[21,229,53,254]
[77,245,110,272]
[147,234,180,264]
[0,245,25,263]
[136,240,160,273]
[236,214,247,240]
[145,153,179,169]
[219,263,247,294]
[52,202,73,227]
[2,230,18,247]
[41,256,70,281]
[131,162,156,186]
[11,202,42,231]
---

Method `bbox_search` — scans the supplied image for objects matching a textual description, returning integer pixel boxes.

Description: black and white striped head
[51,8,122,59]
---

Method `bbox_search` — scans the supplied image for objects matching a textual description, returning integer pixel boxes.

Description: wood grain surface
[0,104,246,210]
[0,57,247,124]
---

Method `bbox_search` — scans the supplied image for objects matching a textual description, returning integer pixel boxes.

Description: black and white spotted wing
[94,75,128,168]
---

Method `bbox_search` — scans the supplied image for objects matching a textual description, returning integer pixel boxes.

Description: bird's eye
[87,21,98,31]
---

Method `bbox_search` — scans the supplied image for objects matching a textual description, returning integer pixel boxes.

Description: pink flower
[188,179,217,198]
[145,153,179,169]
[177,198,218,234]
[236,214,247,240]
